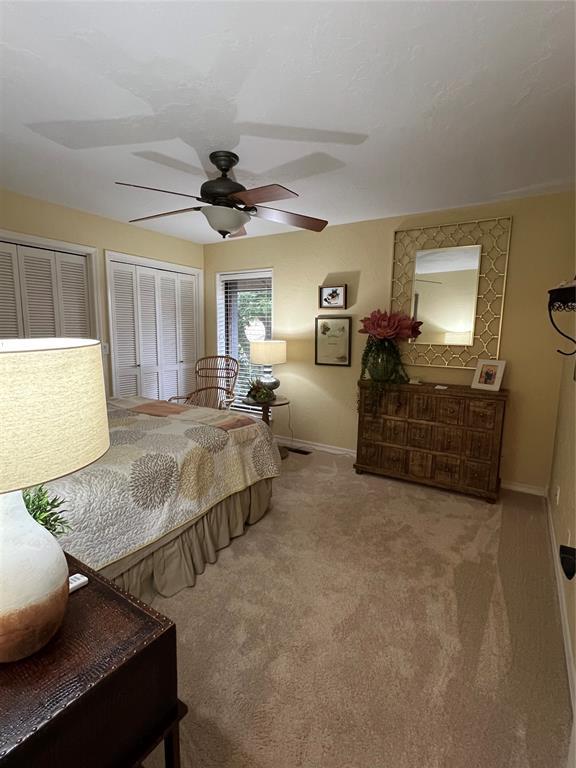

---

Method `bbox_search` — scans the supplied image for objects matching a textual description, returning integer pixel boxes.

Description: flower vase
[367,340,409,384]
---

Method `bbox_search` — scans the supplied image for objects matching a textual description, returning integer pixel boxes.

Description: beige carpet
[147,451,572,768]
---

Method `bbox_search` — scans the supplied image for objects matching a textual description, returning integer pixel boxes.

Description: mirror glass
[411,245,481,346]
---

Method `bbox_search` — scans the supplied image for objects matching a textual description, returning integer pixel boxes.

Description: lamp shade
[0,338,110,493]
[250,340,287,366]
[201,205,250,236]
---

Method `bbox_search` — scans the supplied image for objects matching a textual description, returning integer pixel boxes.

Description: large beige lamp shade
[250,340,287,390]
[0,338,109,662]
[250,340,287,366]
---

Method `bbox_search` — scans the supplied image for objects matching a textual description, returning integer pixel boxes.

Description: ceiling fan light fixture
[201,205,250,237]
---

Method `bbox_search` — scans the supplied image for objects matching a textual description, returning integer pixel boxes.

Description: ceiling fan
[116,150,328,239]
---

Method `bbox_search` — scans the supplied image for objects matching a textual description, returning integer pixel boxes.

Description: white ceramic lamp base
[0,490,69,663]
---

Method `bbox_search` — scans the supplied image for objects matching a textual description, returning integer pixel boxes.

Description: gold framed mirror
[391,217,511,368]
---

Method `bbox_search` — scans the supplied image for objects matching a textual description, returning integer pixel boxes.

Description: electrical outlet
[555,486,561,506]
[101,342,110,355]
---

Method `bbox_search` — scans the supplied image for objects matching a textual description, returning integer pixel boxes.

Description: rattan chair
[169,355,239,410]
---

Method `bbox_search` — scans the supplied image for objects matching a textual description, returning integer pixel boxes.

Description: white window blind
[216,270,273,408]
[0,241,92,340]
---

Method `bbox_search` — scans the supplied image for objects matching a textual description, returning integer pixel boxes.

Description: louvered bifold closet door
[110,262,140,397]
[158,271,180,400]
[136,266,161,400]
[177,273,198,397]
[19,246,59,337]
[55,252,91,337]
[0,242,23,338]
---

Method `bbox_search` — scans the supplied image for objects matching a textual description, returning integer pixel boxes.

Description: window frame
[216,268,274,413]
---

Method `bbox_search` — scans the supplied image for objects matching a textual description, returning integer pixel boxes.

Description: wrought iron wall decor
[391,217,512,369]
[548,279,576,355]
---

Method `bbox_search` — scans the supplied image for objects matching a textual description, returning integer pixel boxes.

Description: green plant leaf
[23,485,71,537]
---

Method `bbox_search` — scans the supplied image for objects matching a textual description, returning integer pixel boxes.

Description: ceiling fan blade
[116,181,202,201]
[254,205,328,232]
[129,206,204,223]
[229,184,298,205]
[228,226,247,238]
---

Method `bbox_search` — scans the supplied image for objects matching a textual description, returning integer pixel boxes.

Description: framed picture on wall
[315,316,351,366]
[471,359,506,390]
[318,284,347,309]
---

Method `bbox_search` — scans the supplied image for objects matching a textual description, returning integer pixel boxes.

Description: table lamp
[0,338,109,662]
[250,340,287,391]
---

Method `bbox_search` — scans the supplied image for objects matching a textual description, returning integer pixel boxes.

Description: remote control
[68,573,89,594]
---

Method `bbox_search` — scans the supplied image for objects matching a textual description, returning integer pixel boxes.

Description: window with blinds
[0,241,92,340]
[216,270,273,408]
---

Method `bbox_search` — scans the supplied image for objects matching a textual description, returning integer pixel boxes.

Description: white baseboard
[277,435,356,458]
[501,481,547,497]
[546,497,576,712]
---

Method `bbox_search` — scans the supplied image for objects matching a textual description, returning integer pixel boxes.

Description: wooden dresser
[355,381,507,501]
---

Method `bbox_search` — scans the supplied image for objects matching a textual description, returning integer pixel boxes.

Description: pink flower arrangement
[359,309,422,341]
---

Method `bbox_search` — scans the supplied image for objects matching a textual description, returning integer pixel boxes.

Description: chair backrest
[186,386,234,410]
[195,356,239,394]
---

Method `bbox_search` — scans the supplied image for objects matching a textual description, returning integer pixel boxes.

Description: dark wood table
[243,394,290,425]
[243,395,290,458]
[0,555,186,768]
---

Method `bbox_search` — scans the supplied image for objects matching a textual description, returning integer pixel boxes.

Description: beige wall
[205,191,575,491]
[1,187,572,493]
[0,188,204,386]
[549,329,576,671]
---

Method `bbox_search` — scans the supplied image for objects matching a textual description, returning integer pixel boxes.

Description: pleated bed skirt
[99,479,272,603]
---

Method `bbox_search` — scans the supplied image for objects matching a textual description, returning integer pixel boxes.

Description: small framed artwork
[319,284,347,309]
[315,316,351,366]
[471,359,506,391]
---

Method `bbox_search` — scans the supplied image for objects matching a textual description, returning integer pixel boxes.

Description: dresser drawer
[434,455,461,485]
[408,450,433,479]
[379,445,408,474]
[361,414,384,442]
[356,441,380,466]
[383,390,409,418]
[361,389,381,415]
[465,430,493,461]
[382,418,407,446]
[357,442,407,475]
[462,460,493,492]
[410,393,436,421]
[467,399,498,430]
[433,426,464,455]
[436,397,466,425]
[407,422,434,450]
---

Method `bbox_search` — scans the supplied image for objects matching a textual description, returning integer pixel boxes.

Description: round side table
[243,395,290,458]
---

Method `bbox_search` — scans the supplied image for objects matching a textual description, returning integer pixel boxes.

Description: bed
[47,397,281,602]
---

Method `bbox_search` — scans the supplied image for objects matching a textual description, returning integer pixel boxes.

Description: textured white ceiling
[0,1,574,244]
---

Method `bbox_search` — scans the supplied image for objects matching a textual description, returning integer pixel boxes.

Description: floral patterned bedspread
[48,397,281,570]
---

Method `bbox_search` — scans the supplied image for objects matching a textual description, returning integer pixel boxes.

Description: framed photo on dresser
[315,316,351,366]
[471,359,506,390]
